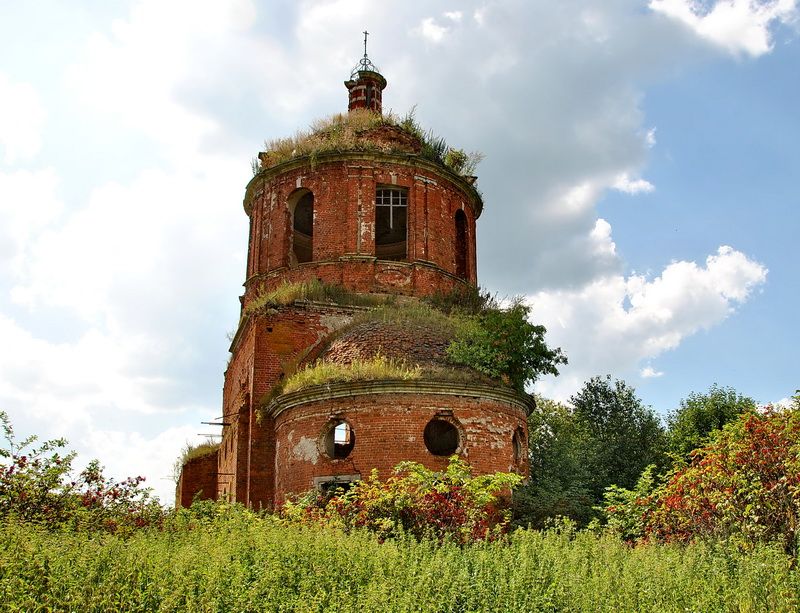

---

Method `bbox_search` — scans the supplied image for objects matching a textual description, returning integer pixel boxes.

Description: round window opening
[323,420,355,460]
[424,418,460,456]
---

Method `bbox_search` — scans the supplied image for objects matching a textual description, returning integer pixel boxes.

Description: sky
[0,0,797,504]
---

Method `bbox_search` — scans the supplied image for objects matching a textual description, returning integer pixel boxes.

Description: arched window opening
[376,187,407,260]
[424,418,460,456]
[322,419,355,460]
[512,428,526,463]
[293,192,314,263]
[455,210,468,279]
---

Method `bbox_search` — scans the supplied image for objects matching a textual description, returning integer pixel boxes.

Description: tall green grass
[282,355,422,394]
[1,517,797,612]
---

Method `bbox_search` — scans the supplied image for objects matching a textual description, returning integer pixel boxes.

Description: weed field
[1,516,797,612]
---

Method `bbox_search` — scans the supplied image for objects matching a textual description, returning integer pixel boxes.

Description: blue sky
[0,0,797,503]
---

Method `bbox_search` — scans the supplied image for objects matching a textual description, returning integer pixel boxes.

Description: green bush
[650,403,800,555]
[601,396,800,556]
[0,411,164,534]
[281,456,522,544]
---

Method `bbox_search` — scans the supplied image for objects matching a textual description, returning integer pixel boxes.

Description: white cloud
[614,172,655,194]
[650,0,799,57]
[414,17,450,43]
[532,246,767,400]
[0,168,63,271]
[64,0,258,160]
[641,366,665,378]
[589,218,618,259]
[0,73,46,164]
[83,425,203,504]
[11,163,245,321]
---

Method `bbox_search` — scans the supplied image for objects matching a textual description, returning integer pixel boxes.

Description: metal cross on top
[350,29,379,78]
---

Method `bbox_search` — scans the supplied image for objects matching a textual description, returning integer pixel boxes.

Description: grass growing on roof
[282,354,422,395]
[172,441,220,483]
[243,280,390,316]
[257,108,483,177]
[179,442,219,464]
[348,301,459,334]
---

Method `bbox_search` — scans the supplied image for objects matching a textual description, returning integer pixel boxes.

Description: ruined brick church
[176,46,531,509]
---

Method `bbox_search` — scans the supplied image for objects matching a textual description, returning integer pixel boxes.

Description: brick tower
[176,46,531,509]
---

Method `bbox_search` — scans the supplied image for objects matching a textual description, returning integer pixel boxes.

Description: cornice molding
[264,379,534,419]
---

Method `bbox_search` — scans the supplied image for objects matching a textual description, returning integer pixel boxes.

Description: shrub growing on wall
[447,299,566,393]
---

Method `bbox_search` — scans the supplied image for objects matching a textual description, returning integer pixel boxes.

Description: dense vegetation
[3,516,798,612]
[282,457,521,544]
[2,383,799,610]
[515,376,668,528]
[604,403,800,555]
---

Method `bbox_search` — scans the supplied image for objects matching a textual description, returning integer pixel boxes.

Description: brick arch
[288,188,314,265]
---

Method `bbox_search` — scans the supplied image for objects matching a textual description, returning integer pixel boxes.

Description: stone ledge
[264,379,534,419]
[243,258,469,294]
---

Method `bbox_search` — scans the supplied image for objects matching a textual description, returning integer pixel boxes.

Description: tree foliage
[601,394,800,555]
[515,378,666,528]
[666,384,756,458]
[514,397,594,528]
[570,376,667,501]
[650,402,800,555]
[447,299,567,393]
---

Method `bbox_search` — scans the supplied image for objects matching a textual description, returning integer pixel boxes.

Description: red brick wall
[217,323,254,504]
[175,450,219,508]
[242,156,479,310]
[188,147,523,512]
[272,390,528,504]
[220,305,357,508]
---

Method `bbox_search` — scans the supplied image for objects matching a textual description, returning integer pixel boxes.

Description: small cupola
[344,31,387,114]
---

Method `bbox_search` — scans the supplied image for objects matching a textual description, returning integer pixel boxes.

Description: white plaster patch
[292,436,320,464]
[486,423,508,435]
[359,220,375,241]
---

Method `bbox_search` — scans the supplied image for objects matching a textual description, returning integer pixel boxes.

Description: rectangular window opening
[375,187,408,260]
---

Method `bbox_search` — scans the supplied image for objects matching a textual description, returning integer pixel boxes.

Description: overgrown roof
[179,441,220,466]
[254,109,484,179]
